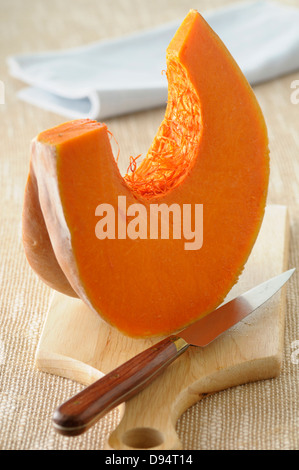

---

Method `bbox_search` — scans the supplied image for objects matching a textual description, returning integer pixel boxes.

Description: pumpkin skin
[22,10,269,337]
[22,157,78,298]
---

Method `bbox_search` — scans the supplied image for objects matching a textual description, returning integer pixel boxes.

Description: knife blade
[53,268,295,436]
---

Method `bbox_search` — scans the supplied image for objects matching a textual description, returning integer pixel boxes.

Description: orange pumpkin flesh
[23,10,269,337]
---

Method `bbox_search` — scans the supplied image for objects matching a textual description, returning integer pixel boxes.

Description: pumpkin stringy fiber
[120,59,202,199]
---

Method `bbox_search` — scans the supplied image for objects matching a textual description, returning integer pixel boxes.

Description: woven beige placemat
[0,0,298,450]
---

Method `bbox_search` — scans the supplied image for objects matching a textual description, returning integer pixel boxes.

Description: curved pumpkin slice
[24,10,269,337]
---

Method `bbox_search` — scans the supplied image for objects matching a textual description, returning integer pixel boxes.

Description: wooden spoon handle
[52,335,189,436]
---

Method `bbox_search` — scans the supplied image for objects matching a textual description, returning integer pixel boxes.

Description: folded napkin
[7,1,299,120]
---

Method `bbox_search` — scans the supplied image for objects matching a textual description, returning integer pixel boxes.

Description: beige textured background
[0,0,298,450]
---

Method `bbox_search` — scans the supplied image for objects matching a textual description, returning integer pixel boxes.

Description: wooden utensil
[53,268,294,437]
[35,205,291,449]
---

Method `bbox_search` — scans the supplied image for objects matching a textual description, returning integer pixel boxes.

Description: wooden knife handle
[52,335,189,436]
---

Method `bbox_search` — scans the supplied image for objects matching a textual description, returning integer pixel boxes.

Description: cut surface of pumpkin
[22,10,269,337]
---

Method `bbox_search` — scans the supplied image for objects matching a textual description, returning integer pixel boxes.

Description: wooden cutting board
[36,204,290,450]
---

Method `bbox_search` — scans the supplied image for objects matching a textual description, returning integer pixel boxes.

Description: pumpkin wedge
[22,10,269,337]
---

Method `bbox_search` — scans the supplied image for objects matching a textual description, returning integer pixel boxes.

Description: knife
[53,268,295,436]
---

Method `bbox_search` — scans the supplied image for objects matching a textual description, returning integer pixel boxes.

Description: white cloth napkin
[7,1,299,120]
